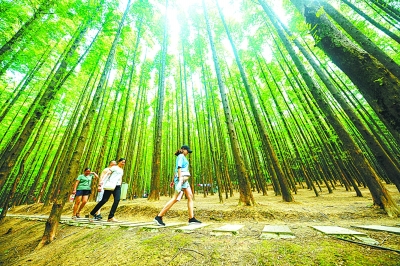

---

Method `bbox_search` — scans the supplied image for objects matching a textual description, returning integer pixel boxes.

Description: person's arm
[175,167,183,193]
[177,167,183,184]
[98,169,112,188]
[72,180,80,194]
[91,172,99,179]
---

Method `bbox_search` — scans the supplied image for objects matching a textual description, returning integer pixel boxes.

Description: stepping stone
[175,223,210,232]
[142,222,185,232]
[312,226,378,245]
[312,226,367,236]
[352,225,400,235]
[119,222,155,229]
[260,225,295,239]
[211,224,244,236]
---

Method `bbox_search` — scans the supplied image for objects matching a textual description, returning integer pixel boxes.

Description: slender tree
[203,0,254,206]
[148,0,169,201]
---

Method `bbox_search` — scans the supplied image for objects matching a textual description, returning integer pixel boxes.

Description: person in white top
[90,158,125,222]
[94,160,117,220]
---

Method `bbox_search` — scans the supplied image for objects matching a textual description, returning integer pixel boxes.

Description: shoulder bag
[102,171,117,191]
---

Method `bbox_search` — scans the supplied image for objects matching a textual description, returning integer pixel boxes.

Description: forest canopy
[0,0,400,227]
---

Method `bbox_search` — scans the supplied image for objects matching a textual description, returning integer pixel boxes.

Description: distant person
[154,145,201,226]
[72,168,99,219]
[95,160,117,220]
[90,158,126,222]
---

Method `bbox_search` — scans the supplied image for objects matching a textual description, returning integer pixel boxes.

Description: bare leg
[158,193,180,217]
[184,187,194,218]
[77,195,89,214]
[73,196,82,216]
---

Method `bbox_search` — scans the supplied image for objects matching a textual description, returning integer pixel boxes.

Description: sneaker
[154,216,165,226]
[188,217,201,224]
[72,215,77,219]
[89,213,101,221]
[96,214,103,220]
[76,213,80,218]
[107,217,118,222]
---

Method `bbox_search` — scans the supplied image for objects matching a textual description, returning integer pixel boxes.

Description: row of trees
[0,0,399,246]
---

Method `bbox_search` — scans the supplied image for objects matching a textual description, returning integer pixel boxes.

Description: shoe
[96,214,103,219]
[107,217,118,222]
[188,217,201,224]
[89,213,101,221]
[76,213,80,218]
[154,216,165,226]
[72,215,77,219]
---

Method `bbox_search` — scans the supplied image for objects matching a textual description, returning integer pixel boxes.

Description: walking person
[154,145,201,226]
[72,168,99,219]
[90,158,126,222]
[95,160,117,219]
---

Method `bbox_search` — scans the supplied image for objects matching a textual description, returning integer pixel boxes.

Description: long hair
[174,149,183,156]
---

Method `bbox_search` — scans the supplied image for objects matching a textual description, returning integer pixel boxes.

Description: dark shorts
[76,190,91,196]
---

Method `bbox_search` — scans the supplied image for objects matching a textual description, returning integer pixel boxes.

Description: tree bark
[290,0,400,139]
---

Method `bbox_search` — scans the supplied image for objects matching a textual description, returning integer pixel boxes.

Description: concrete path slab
[312,226,367,236]
[211,224,244,236]
[142,222,185,232]
[260,225,295,239]
[175,223,210,232]
[352,225,400,235]
[312,226,379,245]
[119,222,155,229]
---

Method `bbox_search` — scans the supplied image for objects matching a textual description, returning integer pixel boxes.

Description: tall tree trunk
[148,0,169,201]
[116,18,142,158]
[203,0,254,206]
[217,0,287,202]
[290,0,400,139]
[342,0,400,44]
[320,0,400,79]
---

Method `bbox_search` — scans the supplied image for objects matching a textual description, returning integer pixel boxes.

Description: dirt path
[1,185,400,265]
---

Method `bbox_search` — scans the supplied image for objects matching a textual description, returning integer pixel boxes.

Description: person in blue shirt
[154,145,202,226]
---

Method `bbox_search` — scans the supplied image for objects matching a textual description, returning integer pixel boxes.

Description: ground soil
[1,185,400,265]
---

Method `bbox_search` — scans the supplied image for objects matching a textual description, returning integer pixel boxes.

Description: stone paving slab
[211,224,244,236]
[119,222,155,228]
[312,226,367,236]
[142,222,185,232]
[260,225,295,239]
[58,217,156,230]
[175,223,210,232]
[312,226,379,244]
[352,235,380,245]
[9,214,48,220]
[352,225,400,235]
